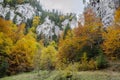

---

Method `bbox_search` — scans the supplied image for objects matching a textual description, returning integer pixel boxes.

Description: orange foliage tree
[102,8,120,59]
[56,8,103,69]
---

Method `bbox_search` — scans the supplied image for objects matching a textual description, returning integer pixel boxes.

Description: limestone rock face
[15,4,37,22]
[36,16,56,40]
[0,3,40,24]
[87,0,120,27]
[0,0,3,3]
[36,16,77,40]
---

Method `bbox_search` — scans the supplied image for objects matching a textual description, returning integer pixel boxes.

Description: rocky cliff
[0,0,77,40]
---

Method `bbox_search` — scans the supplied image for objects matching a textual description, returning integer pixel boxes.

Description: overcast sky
[39,0,89,15]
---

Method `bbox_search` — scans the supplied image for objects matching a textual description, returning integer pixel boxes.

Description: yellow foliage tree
[0,18,14,56]
[8,32,38,74]
[115,8,120,24]
[0,33,13,56]
[0,18,39,74]
[57,30,88,69]
[31,16,40,32]
[40,41,57,70]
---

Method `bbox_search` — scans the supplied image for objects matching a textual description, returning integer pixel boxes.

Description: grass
[1,70,120,80]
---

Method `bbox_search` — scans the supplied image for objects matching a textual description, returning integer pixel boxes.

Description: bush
[96,49,108,69]
[0,58,9,78]
[88,59,97,70]
[78,52,97,71]
[79,52,88,71]
[65,62,79,72]
[57,52,98,71]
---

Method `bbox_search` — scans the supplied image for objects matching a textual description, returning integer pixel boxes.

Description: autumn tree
[8,31,38,74]
[0,18,39,75]
[0,18,12,35]
[102,8,120,59]
[57,30,86,69]
[0,32,12,77]
[33,42,43,75]
[40,41,57,70]
[57,8,103,69]
[0,18,14,56]
[31,16,40,33]
[74,8,103,57]
[114,8,120,25]
[0,18,14,76]
[102,27,120,59]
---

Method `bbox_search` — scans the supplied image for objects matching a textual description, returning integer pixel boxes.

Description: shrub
[96,49,108,69]
[79,52,88,71]
[65,62,79,72]
[0,58,9,78]
[88,59,97,70]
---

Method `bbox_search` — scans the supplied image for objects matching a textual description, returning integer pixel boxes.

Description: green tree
[63,24,71,39]
[5,11,10,20]
[96,49,107,69]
